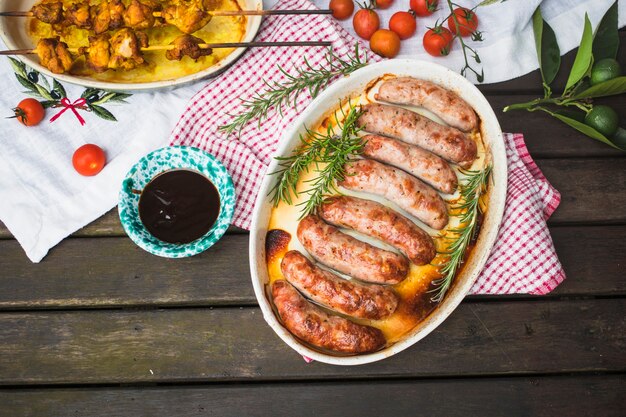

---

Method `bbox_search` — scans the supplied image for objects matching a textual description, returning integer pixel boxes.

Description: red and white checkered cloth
[170,0,565,295]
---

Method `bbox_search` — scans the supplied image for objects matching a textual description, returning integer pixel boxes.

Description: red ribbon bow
[49,97,87,126]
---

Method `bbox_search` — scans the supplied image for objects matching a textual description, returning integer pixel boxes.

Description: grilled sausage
[339,159,449,230]
[376,77,478,132]
[319,196,436,265]
[297,214,409,284]
[272,280,386,354]
[362,134,458,194]
[281,250,399,320]
[357,103,477,168]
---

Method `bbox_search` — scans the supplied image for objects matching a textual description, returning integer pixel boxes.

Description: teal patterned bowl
[118,146,235,258]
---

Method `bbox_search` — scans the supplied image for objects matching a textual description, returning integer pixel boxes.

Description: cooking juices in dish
[138,169,220,244]
[27,0,247,82]
[265,75,490,355]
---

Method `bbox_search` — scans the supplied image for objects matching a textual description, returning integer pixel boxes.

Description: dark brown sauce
[139,169,220,244]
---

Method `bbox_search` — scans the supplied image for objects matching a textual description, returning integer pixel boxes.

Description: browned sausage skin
[339,159,449,230]
[357,103,477,168]
[375,77,478,132]
[271,280,386,354]
[362,134,458,194]
[319,196,436,265]
[297,214,409,284]
[281,250,399,320]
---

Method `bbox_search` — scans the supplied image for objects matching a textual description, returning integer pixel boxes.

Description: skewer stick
[0,9,333,18]
[0,41,333,55]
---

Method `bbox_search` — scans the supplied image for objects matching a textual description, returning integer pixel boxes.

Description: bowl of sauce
[119,146,235,258]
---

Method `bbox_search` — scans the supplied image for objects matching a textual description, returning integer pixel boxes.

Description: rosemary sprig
[431,165,492,303]
[268,104,364,218]
[218,44,368,137]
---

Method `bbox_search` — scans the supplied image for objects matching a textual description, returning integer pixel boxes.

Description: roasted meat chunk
[123,0,157,30]
[108,28,147,70]
[64,2,92,29]
[35,38,73,74]
[90,0,126,34]
[162,0,213,34]
[81,34,111,73]
[165,35,212,61]
[32,1,64,25]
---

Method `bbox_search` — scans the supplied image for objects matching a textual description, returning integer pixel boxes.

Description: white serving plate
[0,0,262,91]
[249,59,507,365]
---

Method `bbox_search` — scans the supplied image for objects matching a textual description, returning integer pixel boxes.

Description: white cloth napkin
[0,57,195,262]
[306,0,626,83]
[0,0,624,262]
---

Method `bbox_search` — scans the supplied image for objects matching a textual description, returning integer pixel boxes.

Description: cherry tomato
[374,0,394,9]
[389,11,416,40]
[72,144,106,176]
[353,8,380,40]
[370,29,401,58]
[423,26,454,56]
[447,7,478,37]
[329,0,354,20]
[410,0,438,17]
[13,98,45,126]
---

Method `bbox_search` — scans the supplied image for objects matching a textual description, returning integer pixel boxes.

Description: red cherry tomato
[389,11,417,40]
[423,27,454,56]
[72,144,106,176]
[370,29,401,58]
[329,0,354,20]
[13,98,45,126]
[353,8,380,40]
[374,0,394,9]
[447,7,478,37]
[410,0,438,17]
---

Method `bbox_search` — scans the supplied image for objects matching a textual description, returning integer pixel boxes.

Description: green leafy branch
[504,2,626,150]
[431,165,492,303]
[218,44,368,138]
[7,57,131,123]
[268,103,364,218]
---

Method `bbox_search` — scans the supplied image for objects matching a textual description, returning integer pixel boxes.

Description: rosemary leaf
[219,44,367,138]
[431,165,492,303]
[268,104,364,218]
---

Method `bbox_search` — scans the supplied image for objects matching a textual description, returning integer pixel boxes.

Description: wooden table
[1,41,625,416]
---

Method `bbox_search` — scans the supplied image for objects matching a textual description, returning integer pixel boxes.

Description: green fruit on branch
[590,58,622,85]
[584,105,619,137]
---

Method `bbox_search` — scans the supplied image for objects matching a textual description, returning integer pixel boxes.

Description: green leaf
[89,104,117,122]
[478,0,504,5]
[550,112,625,150]
[592,1,619,61]
[90,92,117,105]
[8,57,27,78]
[39,100,59,109]
[532,7,561,86]
[15,74,39,95]
[555,108,585,123]
[39,73,50,90]
[81,88,98,99]
[111,92,132,102]
[564,14,594,92]
[572,76,626,99]
[33,83,53,100]
[52,79,67,98]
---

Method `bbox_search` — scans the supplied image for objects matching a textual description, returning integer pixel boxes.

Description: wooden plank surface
[1,374,624,417]
[0,225,624,309]
[0,299,623,384]
[0,156,624,241]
